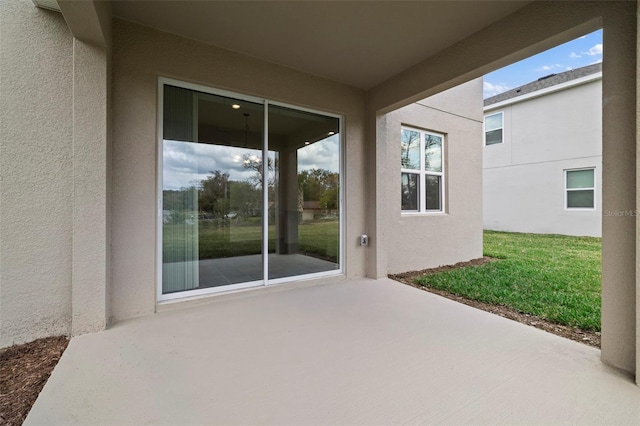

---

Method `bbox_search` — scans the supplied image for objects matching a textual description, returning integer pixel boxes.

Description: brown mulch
[0,336,69,426]
[389,257,601,349]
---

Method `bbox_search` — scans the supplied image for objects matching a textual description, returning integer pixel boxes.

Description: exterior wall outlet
[360,235,369,246]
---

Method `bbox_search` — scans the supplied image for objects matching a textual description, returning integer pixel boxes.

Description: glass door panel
[162,85,264,294]
[267,104,340,280]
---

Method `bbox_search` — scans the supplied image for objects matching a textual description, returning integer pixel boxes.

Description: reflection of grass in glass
[163,219,339,262]
[299,220,339,262]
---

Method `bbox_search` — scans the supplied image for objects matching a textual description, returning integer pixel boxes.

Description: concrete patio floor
[26,278,640,425]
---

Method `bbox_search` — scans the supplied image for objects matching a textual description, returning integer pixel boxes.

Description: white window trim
[484,111,504,146]
[401,126,446,214]
[564,167,596,211]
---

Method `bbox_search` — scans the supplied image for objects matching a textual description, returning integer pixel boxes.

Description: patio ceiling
[110,1,531,89]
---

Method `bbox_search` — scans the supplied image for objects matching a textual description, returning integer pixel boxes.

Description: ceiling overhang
[108,1,532,90]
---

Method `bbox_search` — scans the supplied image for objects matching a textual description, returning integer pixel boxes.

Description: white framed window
[401,126,445,213]
[565,168,595,209]
[484,112,503,145]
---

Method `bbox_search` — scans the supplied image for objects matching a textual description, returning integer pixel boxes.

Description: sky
[483,29,603,99]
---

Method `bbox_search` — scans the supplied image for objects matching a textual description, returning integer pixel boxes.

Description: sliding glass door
[267,104,340,281]
[159,79,341,299]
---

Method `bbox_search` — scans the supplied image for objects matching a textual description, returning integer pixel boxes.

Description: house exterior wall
[483,78,602,237]
[385,80,484,274]
[109,19,368,322]
[1,0,638,383]
[0,0,74,347]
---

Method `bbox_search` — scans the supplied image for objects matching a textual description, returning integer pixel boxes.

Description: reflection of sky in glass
[425,134,442,172]
[401,129,420,170]
[164,134,340,190]
[163,140,262,190]
[297,134,339,172]
[485,113,502,130]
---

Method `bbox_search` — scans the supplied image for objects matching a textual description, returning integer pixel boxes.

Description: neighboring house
[483,64,602,237]
[1,0,638,380]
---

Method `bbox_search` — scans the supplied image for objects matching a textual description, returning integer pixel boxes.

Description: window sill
[401,211,448,217]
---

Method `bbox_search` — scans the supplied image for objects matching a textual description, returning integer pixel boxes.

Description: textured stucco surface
[0,1,73,347]
[71,39,109,335]
[600,5,638,375]
[483,79,602,237]
[385,80,484,274]
[110,19,367,322]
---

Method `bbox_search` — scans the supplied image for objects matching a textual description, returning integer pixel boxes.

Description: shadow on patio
[26,278,640,425]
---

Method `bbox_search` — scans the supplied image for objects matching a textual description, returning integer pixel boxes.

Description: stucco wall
[385,80,484,274]
[483,79,602,237]
[110,19,367,322]
[0,1,73,346]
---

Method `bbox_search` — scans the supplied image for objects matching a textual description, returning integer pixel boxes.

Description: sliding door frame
[156,77,344,303]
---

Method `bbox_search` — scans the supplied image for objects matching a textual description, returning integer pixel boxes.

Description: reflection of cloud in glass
[425,134,442,173]
[163,140,262,190]
[297,134,339,172]
[163,134,340,190]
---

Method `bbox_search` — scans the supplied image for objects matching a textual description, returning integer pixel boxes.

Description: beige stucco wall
[0,0,73,346]
[110,19,367,322]
[384,80,483,274]
[600,4,637,376]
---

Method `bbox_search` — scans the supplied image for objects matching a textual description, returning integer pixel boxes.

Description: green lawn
[164,219,339,262]
[414,231,601,331]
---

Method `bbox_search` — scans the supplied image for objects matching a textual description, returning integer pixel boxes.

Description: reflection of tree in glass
[425,135,442,172]
[241,153,278,189]
[199,170,230,218]
[298,168,339,210]
[401,130,419,169]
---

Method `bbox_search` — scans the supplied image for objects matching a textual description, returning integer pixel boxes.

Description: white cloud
[483,81,510,98]
[569,52,581,59]
[582,43,603,56]
[297,135,340,172]
[536,63,566,73]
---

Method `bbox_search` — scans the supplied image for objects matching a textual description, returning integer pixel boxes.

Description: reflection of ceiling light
[328,131,335,135]
[304,141,310,145]
[244,160,250,164]
[232,104,240,109]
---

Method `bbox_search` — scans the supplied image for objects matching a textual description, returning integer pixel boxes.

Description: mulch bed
[389,257,601,349]
[0,336,69,425]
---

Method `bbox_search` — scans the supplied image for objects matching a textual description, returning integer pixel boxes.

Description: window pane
[485,129,503,145]
[425,175,441,211]
[567,190,594,208]
[425,134,442,172]
[162,87,265,294]
[485,113,502,131]
[401,173,419,211]
[567,169,594,189]
[269,104,340,280]
[401,129,420,170]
